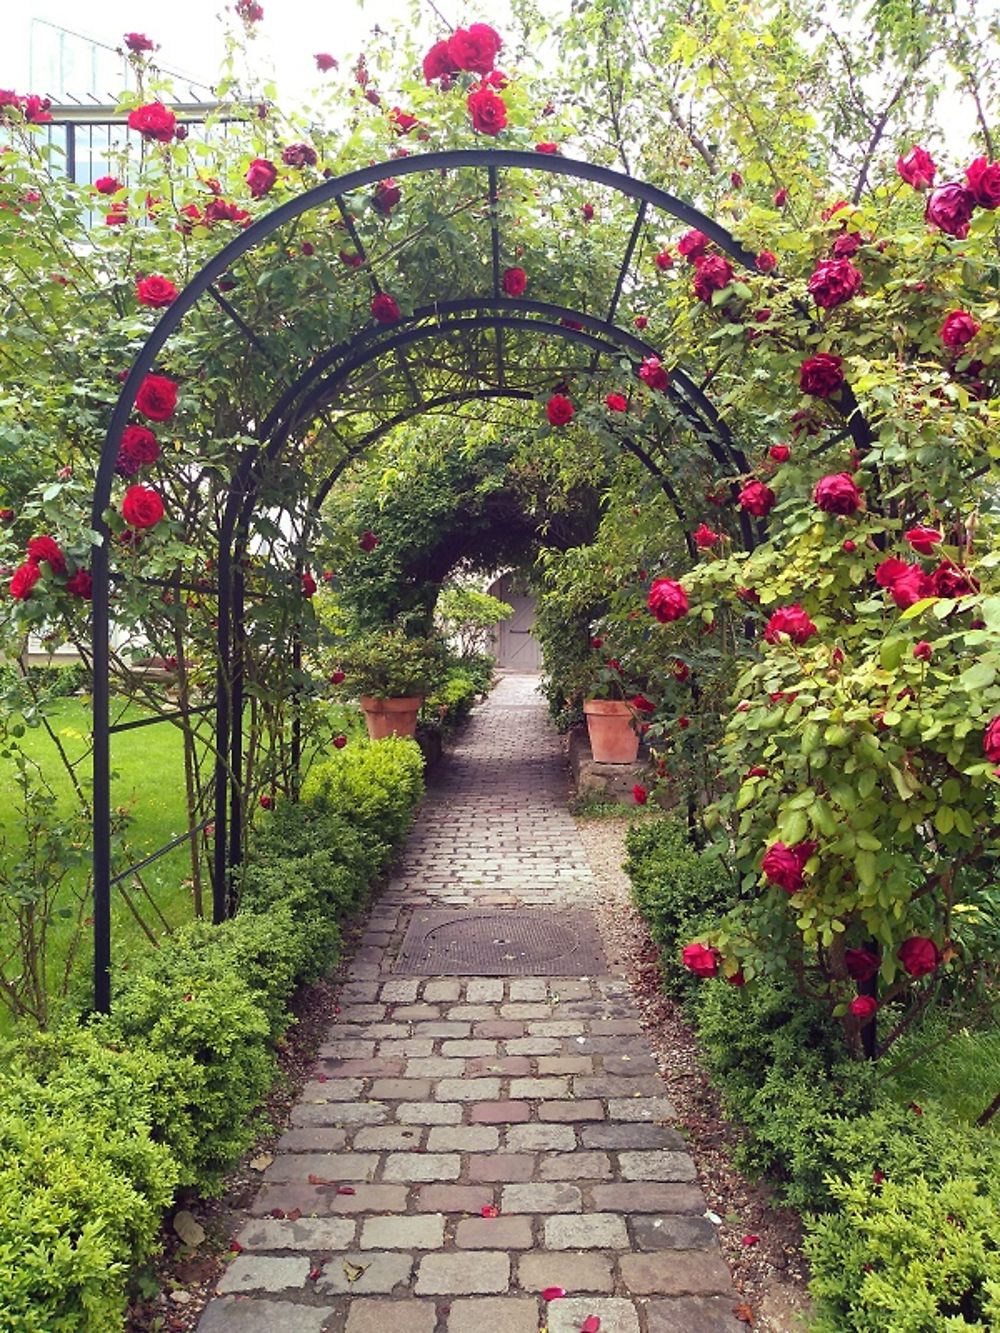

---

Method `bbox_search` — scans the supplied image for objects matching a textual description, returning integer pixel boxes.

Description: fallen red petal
[542,1287,567,1301]
[308,1266,323,1281]
[338,1185,357,1195]
[269,1208,286,1219]
[228,1240,243,1253]
[581,1317,601,1333]
[481,1204,499,1218]
[741,1234,760,1246]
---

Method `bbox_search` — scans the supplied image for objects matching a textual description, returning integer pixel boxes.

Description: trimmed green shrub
[0,1029,179,1333]
[807,1104,1000,1331]
[302,735,424,845]
[625,817,736,995]
[0,741,427,1330]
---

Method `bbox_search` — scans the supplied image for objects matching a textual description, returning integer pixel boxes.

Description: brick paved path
[198,675,740,1333]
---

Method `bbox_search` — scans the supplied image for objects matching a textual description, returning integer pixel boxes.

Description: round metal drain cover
[394,908,607,975]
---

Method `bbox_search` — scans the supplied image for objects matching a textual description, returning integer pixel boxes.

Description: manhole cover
[394,908,608,976]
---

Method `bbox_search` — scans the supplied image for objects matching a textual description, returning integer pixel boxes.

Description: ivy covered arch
[89,147,782,1010]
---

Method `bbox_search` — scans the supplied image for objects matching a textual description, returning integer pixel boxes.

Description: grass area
[885,1010,1000,1129]
[0,694,363,1033]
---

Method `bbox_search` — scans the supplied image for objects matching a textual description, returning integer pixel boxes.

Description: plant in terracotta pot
[331,629,446,740]
[582,658,650,764]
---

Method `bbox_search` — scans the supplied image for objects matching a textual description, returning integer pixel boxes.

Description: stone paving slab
[197,675,738,1332]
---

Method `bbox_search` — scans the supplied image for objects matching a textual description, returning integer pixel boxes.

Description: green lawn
[0,694,361,1033]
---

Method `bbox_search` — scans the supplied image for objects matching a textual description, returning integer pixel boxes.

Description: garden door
[498,594,542,670]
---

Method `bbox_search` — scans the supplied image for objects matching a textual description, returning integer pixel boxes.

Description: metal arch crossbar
[88,148,764,1014]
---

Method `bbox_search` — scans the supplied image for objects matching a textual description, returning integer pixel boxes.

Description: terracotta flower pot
[583,698,640,764]
[359,695,423,740]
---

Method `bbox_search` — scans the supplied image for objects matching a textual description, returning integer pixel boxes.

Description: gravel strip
[575,811,811,1332]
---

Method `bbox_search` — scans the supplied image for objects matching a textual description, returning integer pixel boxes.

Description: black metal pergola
[89,147,769,1012]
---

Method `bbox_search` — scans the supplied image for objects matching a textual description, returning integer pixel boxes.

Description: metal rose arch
[89,147,762,1012]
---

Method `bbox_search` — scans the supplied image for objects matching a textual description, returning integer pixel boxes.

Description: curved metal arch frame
[89,149,763,1012]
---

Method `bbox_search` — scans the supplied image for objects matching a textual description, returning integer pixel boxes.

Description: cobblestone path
[198,675,741,1333]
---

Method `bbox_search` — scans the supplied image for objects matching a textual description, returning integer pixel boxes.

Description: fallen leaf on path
[249,1154,273,1171]
[343,1260,369,1284]
[308,1174,338,1186]
[733,1304,754,1324]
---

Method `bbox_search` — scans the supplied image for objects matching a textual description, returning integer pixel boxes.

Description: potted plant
[583,659,644,763]
[331,629,445,740]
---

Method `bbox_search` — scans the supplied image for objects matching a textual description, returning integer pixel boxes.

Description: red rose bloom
[845,948,881,982]
[647,578,688,623]
[502,266,528,296]
[638,356,669,391]
[832,232,863,259]
[814,472,863,515]
[333,734,348,748]
[764,604,817,645]
[632,784,648,805]
[546,395,574,426]
[769,444,790,463]
[127,102,176,142]
[774,187,788,206]
[423,40,458,82]
[677,229,710,263]
[282,142,317,168]
[315,53,337,72]
[330,669,346,684]
[117,425,160,476]
[204,198,251,226]
[372,179,401,216]
[889,565,935,609]
[389,108,420,135]
[121,484,165,529]
[9,562,41,600]
[582,203,594,221]
[124,32,154,52]
[605,393,628,413]
[27,534,66,573]
[897,936,940,978]
[913,640,933,660]
[693,522,720,548]
[905,525,943,555]
[983,714,1000,762]
[246,158,278,198]
[897,145,936,190]
[467,87,507,135]
[359,530,379,552]
[654,249,674,270]
[672,659,690,682]
[135,374,178,422]
[932,563,978,597]
[756,250,778,273]
[535,141,559,154]
[875,557,909,588]
[371,293,401,324]
[738,480,776,517]
[65,569,93,599]
[94,175,122,195]
[259,794,273,809]
[448,23,502,75]
[799,353,844,398]
[692,254,734,302]
[850,995,878,1020]
[301,571,317,597]
[925,182,975,239]
[807,258,863,309]
[940,310,980,350]
[136,275,178,308]
[629,694,655,713]
[682,943,720,977]
[762,840,813,894]
[633,315,648,329]
[965,156,1000,209]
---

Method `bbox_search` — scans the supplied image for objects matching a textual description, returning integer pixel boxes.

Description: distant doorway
[489,573,542,672]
